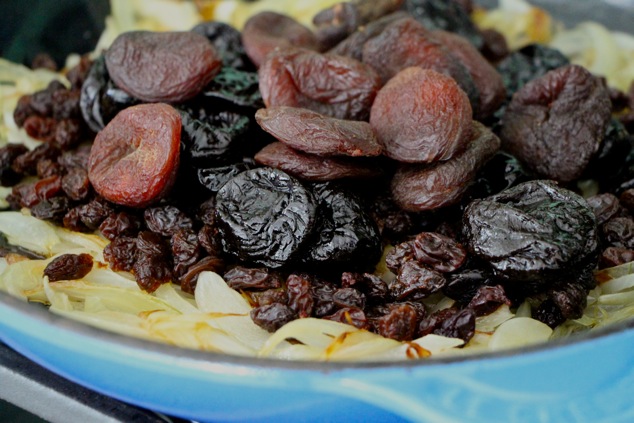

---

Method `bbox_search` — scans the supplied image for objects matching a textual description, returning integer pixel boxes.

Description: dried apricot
[105,31,221,103]
[88,103,181,208]
[370,67,472,164]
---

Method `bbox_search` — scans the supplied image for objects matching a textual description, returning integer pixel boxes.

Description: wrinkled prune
[256,107,382,157]
[44,253,93,282]
[191,21,254,70]
[500,65,611,182]
[412,232,466,273]
[370,67,472,163]
[259,47,381,121]
[254,142,382,181]
[242,12,319,67]
[391,121,500,211]
[402,0,483,48]
[198,67,263,110]
[105,31,221,102]
[197,162,254,193]
[215,167,317,267]
[88,103,181,208]
[463,180,599,293]
[223,266,282,290]
[302,183,381,271]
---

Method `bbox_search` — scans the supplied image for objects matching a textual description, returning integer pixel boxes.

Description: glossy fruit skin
[105,31,222,103]
[370,67,472,164]
[88,103,181,208]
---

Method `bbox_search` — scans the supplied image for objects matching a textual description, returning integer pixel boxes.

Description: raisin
[13,95,34,128]
[215,167,317,267]
[500,65,611,182]
[179,256,226,294]
[599,246,634,269]
[412,232,466,273]
[391,260,446,300]
[223,266,282,290]
[37,159,64,179]
[479,29,509,63]
[30,197,70,223]
[586,193,625,226]
[32,53,58,71]
[286,274,315,318]
[53,118,83,150]
[368,192,422,241]
[463,180,599,294]
[391,121,500,211]
[602,217,634,249]
[58,146,91,170]
[198,224,222,257]
[34,175,62,201]
[302,183,382,271]
[63,207,90,232]
[443,268,496,304]
[66,55,93,91]
[341,272,388,304]
[255,107,382,157]
[105,31,221,103]
[191,21,254,70]
[258,47,381,121]
[242,12,319,67]
[76,197,114,230]
[23,116,57,142]
[250,303,296,332]
[144,205,193,237]
[373,303,419,341]
[171,229,201,278]
[255,142,381,182]
[44,253,93,282]
[311,279,338,317]
[323,307,368,329]
[88,103,181,208]
[98,212,142,240]
[434,308,475,342]
[61,167,90,201]
[133,231,172,292]
[249,288,288,307]
[620,189,634,214]
[332,287,366,309]
[12,143,61,176]
[466,285,511,316]
[385,241,416,273]
[0,144,29,186]
[370,67,472,164]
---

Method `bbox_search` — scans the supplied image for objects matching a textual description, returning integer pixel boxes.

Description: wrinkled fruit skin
[105,31,222,103]
[258,47,381,121]
[462,180,599,293]
[371,67,472,164]
[392,121,500,211]
[88,103,181,208]
[500,64,611,182]
[215,167,317,267]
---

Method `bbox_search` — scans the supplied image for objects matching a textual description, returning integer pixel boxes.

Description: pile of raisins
[4,0,634,343]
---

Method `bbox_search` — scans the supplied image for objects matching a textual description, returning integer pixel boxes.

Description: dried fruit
[105,31,221,102]
[88,103,181,208]
[44,253,94,282]
[370,67,472,164]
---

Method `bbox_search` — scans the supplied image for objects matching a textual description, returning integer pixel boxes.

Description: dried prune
[44,253,93,282]
[412,232,466,273]
[254,142,382,181]
[197,162,254,193]
[259,47,381,121]
[361,17,479,106]
[256,106,381,157]
[391,260,446,300]
[370,67,472,164]
[144,205,193,237]
[301,183,381,271]
[469,152,530,199]
[430,30,506,119]
[105,31,221,102]
[286,274,315,318]
[88,103,181,208]
[251,303,296,332]
[215,167,317,267]
[191,21,254,70]
[402,0,483,48]
[500,65,611,182]
[391,121,500,211]
[198,67,263,109]
[587,119,633,188]
[80,55,139,133]
[242,12,319,67]
[462,180,598,293]
[223,266,282,290]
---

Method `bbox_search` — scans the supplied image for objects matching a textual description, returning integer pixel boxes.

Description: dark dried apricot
[258,47,381,121]
[370,67,472,164]
[242,12,319,67]
[88,103,181,208]
[105,31,221,102]
[255,106,381,157]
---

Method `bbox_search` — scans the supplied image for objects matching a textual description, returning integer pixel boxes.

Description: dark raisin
[311,279,338,317]
[61,167,91,201]
[223,266,282,290]
[37,159,65,179]
[44,253,93,282]
[391,260,446,300]
[76,197,114,230]
[332,287,366,309]
[249,288,288,307]
[466,285,511,316]
[250,302,296,332]
[30,196,70,222]
[133,231,172,292]
[412,232,466,273]
[179,256,226,294]
[23,116,57,142]
[586,193,625,226]
[198,224,222,257]
[12,143,61,176]
[191,21,254,70]
[323,307,368,329]
[286,274,314,318]
[599,246,634,269]
[171,229,201,278]
[144,205,193,237]
[99,212,142,240]
[341,272,388,304]
[372,303,419,341]
[434,308,475,342]
[0,144,29,186]
[602,217,634,249]
[385,241,416,273]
